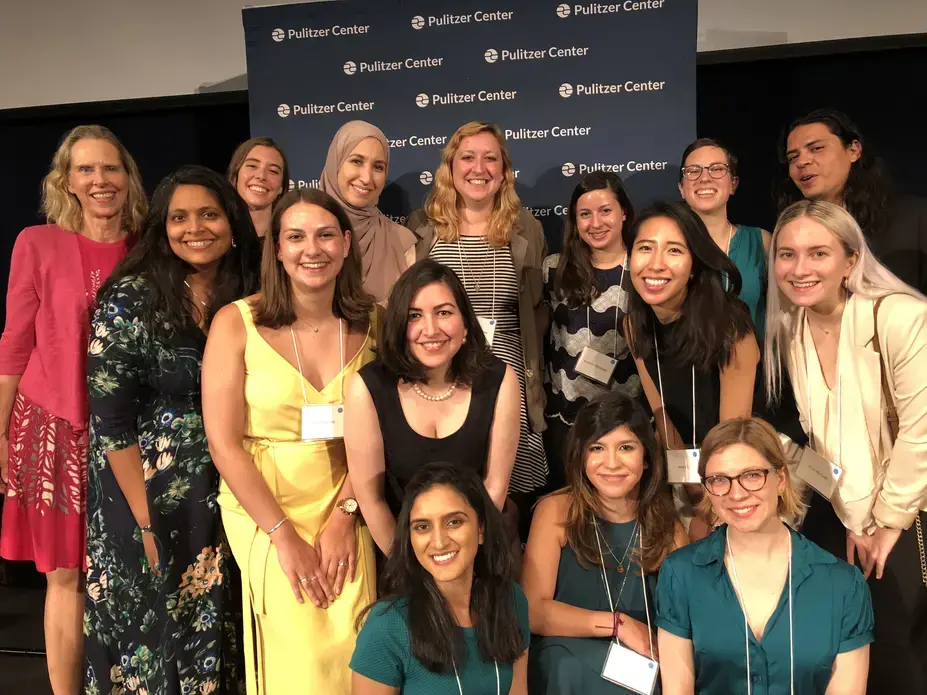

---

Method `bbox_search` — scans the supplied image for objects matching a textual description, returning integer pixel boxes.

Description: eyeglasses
[702,468,776,497]
[681,163,731,181]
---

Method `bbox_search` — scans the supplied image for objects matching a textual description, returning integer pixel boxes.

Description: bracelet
[612,611,625,639]
[266,518,287,535]
[140,524,152,534]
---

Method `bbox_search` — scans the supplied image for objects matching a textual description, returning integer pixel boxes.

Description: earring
[462,335,468,344]
[231,238,237,248]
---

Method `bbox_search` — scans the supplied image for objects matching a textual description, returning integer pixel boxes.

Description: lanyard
[457,238,496,320]
[726,530,794,695]
[653,328,697,449]
[802,317,842,468]
[290,319,345,404]
[593,521,654,658]
[453,660,499,695]
[723,223,735,292]
[586,257,626,353]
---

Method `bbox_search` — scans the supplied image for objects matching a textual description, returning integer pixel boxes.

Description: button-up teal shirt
[656,525,873,695]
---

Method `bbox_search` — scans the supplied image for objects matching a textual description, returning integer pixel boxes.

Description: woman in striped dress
[413,121,548,540]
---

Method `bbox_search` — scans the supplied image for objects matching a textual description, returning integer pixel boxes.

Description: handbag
[872,296,927,588]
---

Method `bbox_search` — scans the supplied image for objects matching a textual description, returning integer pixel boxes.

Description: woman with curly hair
[416,122,549,538]
[0,124,146,694]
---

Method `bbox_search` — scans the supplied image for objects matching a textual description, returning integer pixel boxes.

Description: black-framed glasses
[681,163,731,181]
[702,468,775,497]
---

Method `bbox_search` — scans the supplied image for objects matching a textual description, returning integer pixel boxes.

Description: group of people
[0,106,923,695]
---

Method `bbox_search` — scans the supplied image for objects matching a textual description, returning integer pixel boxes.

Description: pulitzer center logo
[343,61,357,75]
[556,4,572,18]
[416,93,430,108]
[420,171,434,185]
[561,162,577,177]
[277,104,291,118]
[559,83,574,98]
[272,28,285,42]
[484,48,499,63]
[411,15,425,30]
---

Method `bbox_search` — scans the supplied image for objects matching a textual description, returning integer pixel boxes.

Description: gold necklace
[183,280,209,308]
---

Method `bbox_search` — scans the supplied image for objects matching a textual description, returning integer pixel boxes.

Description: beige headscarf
[320,121,417,303]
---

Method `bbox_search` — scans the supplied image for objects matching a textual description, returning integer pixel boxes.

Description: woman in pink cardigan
[0,124,146,694]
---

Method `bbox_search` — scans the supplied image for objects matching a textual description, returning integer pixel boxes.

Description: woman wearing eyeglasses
[657,418,873,695]
[679,139,770,337]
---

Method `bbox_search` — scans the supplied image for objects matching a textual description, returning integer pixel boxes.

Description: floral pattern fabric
[84,275,242,695]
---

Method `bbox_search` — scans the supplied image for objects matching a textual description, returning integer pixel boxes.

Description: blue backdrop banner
[243,0,697,249]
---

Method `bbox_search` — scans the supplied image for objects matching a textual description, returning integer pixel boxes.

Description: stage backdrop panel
[244,0,697,250]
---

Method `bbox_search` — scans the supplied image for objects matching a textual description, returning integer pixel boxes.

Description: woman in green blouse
[657,418,873,695]
[350,462,529,694]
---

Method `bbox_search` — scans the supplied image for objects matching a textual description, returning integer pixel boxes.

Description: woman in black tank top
[345,260,520,555]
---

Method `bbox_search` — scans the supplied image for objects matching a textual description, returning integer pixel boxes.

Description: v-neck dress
[217,300,377,695]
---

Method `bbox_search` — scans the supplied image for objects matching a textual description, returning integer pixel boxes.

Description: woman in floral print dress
[83,166,260,694]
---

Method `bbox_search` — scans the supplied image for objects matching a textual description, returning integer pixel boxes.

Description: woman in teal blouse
[678,138,770,338]
[656,418,873,695]
[351,462,529,694]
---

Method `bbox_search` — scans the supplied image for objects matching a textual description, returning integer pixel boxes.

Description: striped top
[542,253,641,426]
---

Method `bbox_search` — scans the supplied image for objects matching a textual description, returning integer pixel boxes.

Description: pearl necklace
[411,381,458,402]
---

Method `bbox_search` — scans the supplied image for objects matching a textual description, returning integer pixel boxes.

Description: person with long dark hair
[624,201,759,540]
[777,108,927,293]
[227,135,290,238]
[345,259,520,555]
[522,392,686,693]
[84,165,259,694]
[542,172,641,488]
[203,187,379,693]
[350,461,529,694]
[678,138,770,336]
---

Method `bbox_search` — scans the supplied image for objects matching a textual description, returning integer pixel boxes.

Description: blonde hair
[764,200,925,403]
[41,125,147,236]
[697,417,806,527]
[424,121,522,247]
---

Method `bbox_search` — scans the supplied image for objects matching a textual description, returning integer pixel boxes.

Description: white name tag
[301,403,344,441]
[666,448,701,484]
[575,346,618,385]
[796,446,843,499]
[601,640,659,695]
[477,316,496,347]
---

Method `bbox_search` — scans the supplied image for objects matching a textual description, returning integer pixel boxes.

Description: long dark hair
[561,392,678,573]
[98,165,261,335]
[253,187,374,332]
[776,109,894,239]
[553,171,635,307]
[623,201,753,370]
[359,462,523,672]
[378,260,493,385]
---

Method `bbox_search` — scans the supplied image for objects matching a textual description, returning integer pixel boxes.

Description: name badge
[601,640,659,695]
[301,403,344,441]
[796,446,843,499]
[666,448,701,484]
[575,346,617,385]
[477,316,496,348]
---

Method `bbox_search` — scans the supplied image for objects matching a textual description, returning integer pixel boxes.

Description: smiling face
[67,138,129,225]
[405,281,467,372]
[576,188,627,255]
[678,145,737,215]
[786,123,861,203]
[276,201,351,292]
[166,185,233,272]
[236,145,285,212]
[409,484,483,587]
[629,216,693,321]
[452,132,503,209]
[774,215,857,313]
[704,443,784,533]
[337,137,388,208]
[584,425,646,502]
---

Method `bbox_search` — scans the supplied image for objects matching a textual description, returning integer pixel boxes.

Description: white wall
[1,0,925,110]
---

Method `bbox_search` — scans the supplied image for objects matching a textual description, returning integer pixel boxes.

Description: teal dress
[656,525,873,695]
[728,225,767,339]
[529,519,658,694]
[350,581,530,693]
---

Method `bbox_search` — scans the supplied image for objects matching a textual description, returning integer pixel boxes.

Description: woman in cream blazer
[765,199,926,693]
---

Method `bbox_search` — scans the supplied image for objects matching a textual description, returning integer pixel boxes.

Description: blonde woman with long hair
[0,124,146,694]
[416,121,549,539]
[765,199,927,693]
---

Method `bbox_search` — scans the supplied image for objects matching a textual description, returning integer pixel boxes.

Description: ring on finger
[338,561,347,567]
[299,577,310,584]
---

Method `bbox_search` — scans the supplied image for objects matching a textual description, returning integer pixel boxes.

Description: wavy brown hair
[42,124,147,238]
[560,392,678,574]
[253,187,374,331]
[424,121,521,247]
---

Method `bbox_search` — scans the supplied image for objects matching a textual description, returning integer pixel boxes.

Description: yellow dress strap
[233,298,258,333]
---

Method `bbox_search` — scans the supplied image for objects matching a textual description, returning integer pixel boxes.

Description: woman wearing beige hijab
[320,120,417,303]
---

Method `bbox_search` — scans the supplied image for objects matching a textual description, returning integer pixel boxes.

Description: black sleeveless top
[359,355,508,515]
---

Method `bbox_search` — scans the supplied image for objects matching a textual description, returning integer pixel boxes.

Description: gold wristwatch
[337,497,359,515]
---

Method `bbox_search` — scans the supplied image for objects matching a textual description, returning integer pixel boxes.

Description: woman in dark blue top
[656,418,873,695]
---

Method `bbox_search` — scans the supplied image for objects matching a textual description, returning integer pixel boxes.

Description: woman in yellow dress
[202,187,378,694]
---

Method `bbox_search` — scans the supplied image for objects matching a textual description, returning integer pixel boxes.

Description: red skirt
[1,392,88,572]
